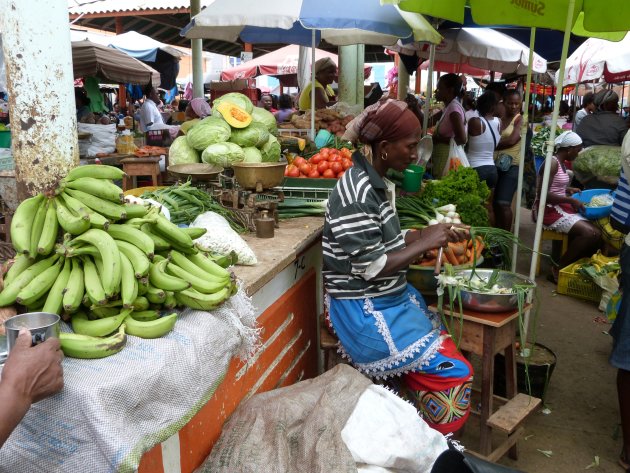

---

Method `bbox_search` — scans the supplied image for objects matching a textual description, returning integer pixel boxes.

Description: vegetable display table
[138,217,324,473]
[429,304,541,462]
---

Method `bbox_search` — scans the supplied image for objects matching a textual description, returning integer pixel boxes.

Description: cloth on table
[0,288,259,473]
[196,364,450,473]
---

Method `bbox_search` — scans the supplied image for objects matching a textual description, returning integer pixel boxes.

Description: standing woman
[494,89,524,231]
[298,57,337,111]
[431,74,467,178]
[327,99,473,435]
[534,131,601,282]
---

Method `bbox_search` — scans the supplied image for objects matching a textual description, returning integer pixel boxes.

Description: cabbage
[573,145,622,186]
[251,106,278,134]
[213,93,254,114]
[260,135,281,163]
[201,142,245,167]
[186,116,231,151]
[229,122,269,148]
[168,136,200,165]
[242,147,263,163]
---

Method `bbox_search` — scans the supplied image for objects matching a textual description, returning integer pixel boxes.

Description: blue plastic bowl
[573,188,615,220]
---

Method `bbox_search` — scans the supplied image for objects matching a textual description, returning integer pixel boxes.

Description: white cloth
[574,108,588,128]
[342,384,449,473]
[555,131,582,148]
[467,116,500,167]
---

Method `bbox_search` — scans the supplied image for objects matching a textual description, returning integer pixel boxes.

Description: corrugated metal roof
[68,0,210,15]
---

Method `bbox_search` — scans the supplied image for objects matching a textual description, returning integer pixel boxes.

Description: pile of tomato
[284,147,354,179]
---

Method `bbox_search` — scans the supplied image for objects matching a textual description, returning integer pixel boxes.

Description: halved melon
[216,101,252,129]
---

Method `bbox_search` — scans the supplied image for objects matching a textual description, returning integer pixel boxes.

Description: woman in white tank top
[467,92,500,189]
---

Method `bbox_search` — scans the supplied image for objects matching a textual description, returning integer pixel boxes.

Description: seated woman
[325,99,473,435]
[534,131,601,282]
[298,57,337,111]
[274,94,295,124]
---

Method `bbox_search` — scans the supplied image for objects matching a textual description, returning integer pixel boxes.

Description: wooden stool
[319,313,342,372]
[429,304,541,462]
[120,157,162,192]
[536,229,569,276]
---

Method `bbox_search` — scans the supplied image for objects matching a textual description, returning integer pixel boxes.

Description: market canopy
[220,45,372,86]
[561,32,630,85]
[182,0,442,46]
[71,40,161,86]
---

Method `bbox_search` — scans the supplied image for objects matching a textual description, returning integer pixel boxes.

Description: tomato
[337,170,345,179]
[308,169,320,178]
[293,157,307,167]
[299,163,312,175]
[329,154,342,162]
[341,148,352,158]
[317,161,329,174]
[322,169,336,179]
[330,162,343,174]
[286,164,300,178]
[309,154,322,165]
[297,174,307,178]
[320,149,330,159]
[341,158,352,170]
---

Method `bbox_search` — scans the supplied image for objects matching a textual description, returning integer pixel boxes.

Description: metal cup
[4,312,60,353]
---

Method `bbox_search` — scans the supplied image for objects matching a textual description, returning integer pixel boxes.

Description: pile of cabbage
[168,93,281,168]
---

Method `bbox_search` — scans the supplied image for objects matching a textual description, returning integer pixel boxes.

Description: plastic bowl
[573,188,615,220]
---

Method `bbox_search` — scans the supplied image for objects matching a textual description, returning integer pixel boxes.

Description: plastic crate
[279,177,337,199]
[0,131,10,149]
[0,155,14,171]
[557,258,602,303]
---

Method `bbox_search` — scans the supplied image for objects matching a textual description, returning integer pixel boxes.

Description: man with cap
[576,89,628,148]
[298,57,337,111]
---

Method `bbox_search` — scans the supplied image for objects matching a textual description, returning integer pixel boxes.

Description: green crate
[0,155,14,171]
[0,131,10,149]
[279,177,337,199]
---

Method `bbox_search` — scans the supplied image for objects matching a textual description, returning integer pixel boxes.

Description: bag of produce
[186,116,231,151]
[168,136,200,165]
[192,212,257,265]
[201,142,246,167]
[572,145,621,186]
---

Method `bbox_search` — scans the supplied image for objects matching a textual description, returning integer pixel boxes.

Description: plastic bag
[442,138,470,177]
[606,289,623,321]
[191,211,257,265]
[78,123,116,156]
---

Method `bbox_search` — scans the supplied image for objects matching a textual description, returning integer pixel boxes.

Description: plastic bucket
[0,131,10,149]
[534,155,544,173]
[494,342,557,401]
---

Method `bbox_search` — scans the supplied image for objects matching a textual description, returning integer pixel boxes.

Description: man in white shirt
[573,92,595,128]
[139,86,179,139]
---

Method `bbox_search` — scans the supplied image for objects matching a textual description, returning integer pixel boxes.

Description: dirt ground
[459,210,623,473]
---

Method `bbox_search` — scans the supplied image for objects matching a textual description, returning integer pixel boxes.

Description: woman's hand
[566,187,580,196]
[420,223,470,249]
[570,198,585,212]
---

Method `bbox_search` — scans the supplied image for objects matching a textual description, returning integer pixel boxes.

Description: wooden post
[115,17,128,114]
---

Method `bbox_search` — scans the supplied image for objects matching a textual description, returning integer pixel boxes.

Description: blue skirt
[327,284,468,379]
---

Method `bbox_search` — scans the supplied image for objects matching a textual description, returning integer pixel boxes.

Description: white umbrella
[562,32,630,85]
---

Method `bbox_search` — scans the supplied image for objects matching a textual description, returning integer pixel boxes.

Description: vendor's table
[137,217,324,473]
[429,304,540,462]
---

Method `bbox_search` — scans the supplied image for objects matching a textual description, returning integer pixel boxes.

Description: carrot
[425,249,438,259]
[466,249,473,261]
[419,259,437,267]
[444,246,459,265]
[475,241,485,259]
[458,254,468,265]
[448,241,466,256]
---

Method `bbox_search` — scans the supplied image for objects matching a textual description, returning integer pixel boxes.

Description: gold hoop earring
[381,152,388,161]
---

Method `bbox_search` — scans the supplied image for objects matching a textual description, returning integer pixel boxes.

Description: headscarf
[594,89,618,108]
[343,99,421,146]
[314,57,336,74]
[554,131,582,149]
[190,97,211,118]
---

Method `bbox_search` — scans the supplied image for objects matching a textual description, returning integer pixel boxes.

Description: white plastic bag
[442,138,470,177]
[78,123,117,156]
[191,211,257,265]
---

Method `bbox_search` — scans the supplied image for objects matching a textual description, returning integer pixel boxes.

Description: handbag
[497,153,514,172]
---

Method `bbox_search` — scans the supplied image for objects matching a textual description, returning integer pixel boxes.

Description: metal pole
[571,82,579,130]
[397,54,410,100]
[310,29,316,140]
[190,0,204,98]
[422,43,436,135]
[1,0,78,201]
[511,27,536,272]
[525,0,576,338]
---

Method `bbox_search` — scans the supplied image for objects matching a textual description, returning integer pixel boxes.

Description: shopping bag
[443,138,470,177]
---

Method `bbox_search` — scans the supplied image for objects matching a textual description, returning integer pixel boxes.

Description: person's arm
[497,115,523,150]
[379,224,470,277]
[0,330,64,448]
[314,86,330,109]
[450,110,467,145]
[468,116,482,137]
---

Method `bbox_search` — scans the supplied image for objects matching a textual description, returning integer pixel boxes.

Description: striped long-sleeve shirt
[322,152,407,299]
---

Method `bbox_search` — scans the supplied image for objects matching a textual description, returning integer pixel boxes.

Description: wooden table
[429,303,540,462]
[120,156,162,191]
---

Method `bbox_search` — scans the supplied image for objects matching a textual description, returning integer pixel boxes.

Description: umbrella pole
[525,0,576,339]
[422,43,436,136]
[511,27,536,272]
[571,83,580,131]
[310,29,316,141]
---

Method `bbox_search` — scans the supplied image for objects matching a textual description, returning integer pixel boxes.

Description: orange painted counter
[138,217,324,473]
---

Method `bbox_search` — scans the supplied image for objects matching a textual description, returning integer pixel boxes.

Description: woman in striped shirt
[324,99,473,435]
